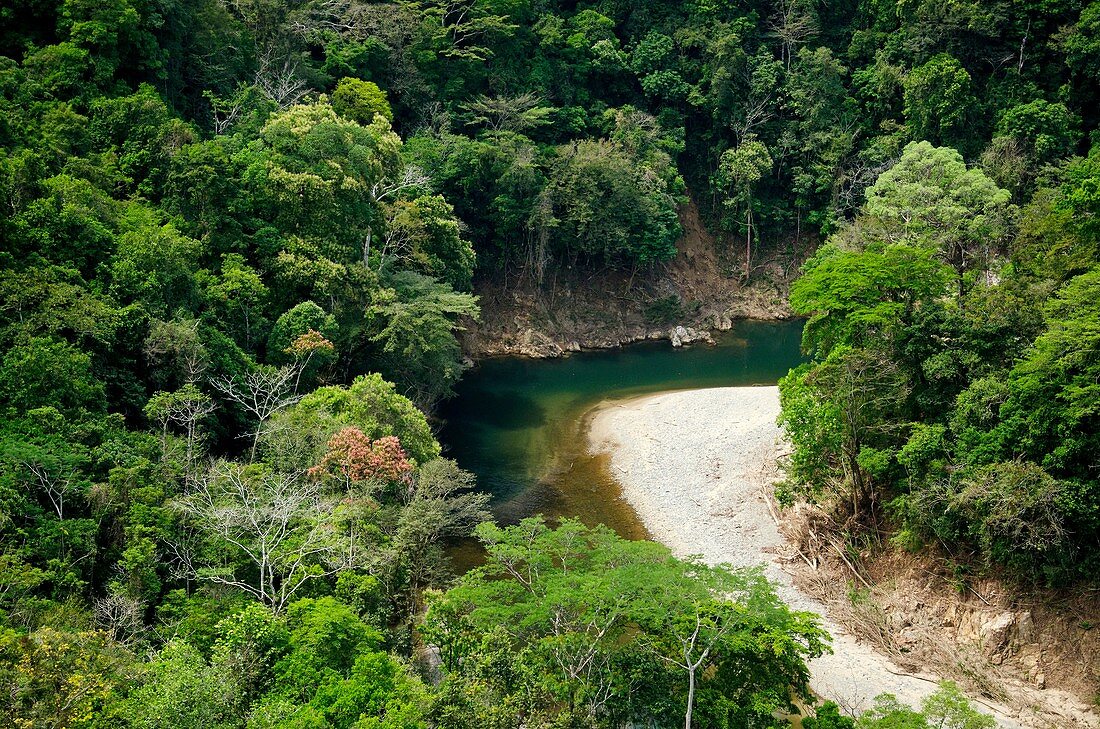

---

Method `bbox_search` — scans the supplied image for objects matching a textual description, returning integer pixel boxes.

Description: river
[438,319,804,538]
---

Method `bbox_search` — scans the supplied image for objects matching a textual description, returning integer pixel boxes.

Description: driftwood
[827,536,873,590]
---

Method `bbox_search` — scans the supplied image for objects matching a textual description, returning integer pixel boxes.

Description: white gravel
[588,386,1024,727]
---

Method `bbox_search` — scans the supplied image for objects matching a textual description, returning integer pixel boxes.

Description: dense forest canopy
[1,0,1098,726]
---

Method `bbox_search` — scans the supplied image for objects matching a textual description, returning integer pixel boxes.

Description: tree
[0,337,106,415]
[991,266,1100,480]
[0,627,134,729]
[633,561,824,729]
[172,462,356,613]
[309,426,414,494]
[805,702,855,728]
[540,137,682,269]
[716,137,774,278]
[143,318,209,387]
[244,102,404,261]
[902,54,979,153]
[331,77,393,124]
[109,221,202,317]
[384,459,490,616]
[1062,3,1100,82]
[416,0,519,61]
[856,682,994,728]
[379,195,476,291]
[4,426,90,522]
[289,373,441,465]
[790,242,954,358]
[119,640,240,729]
[143,384,217,470]
[212,364,302,459]
[267,302,338,365]
[861,142,1014,296]
[769,0,819,70]
[995,99,1079,165]
[953,462,1072,576]
[781,346,908,519]
[461,92,554,133]
[201,253,270,351]
[425,518,826,727]
[369,271,479,407]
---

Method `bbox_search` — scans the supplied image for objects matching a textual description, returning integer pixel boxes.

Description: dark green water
[438,319,805,539]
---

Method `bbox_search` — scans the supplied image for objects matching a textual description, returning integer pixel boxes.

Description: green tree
[902,54,979,154]
[996,99,1079,165]
[201,253,270,352]
[379,195,476,291]
[331,77,394,124]
[172,462,353,613]
[539,136,682,270]
[120,640,240,729]
[368,271,479,407]
[109,220,202,317]
[716,137,773,278]
[789,242,953,358]
[805,702,855,728]
[244,101,403,261]
[0,337,106,415]
[426,518,826,728]
[861,142,1014,296]
[856,682,994,728]
[288,373,441,465]
[0,627,134,729]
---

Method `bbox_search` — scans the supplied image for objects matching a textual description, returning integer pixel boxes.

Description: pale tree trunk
[744,206,753,279]
[685,667,696,729]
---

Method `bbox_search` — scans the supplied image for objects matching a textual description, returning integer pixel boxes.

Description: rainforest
[1,0,1098,727]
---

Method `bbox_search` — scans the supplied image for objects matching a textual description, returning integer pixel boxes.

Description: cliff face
[463,199,803,358]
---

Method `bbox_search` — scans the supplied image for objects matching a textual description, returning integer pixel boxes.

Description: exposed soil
[462,199,801,358]
[784,509,1100,727]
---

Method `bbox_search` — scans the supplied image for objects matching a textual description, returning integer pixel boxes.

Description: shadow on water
[439,319,805,571]
[457,389,548,431]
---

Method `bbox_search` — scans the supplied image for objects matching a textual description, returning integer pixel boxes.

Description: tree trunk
[685,667,696,729]
[744,206,753,280]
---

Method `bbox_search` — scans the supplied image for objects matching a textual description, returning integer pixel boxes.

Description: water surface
[439,320,804,539]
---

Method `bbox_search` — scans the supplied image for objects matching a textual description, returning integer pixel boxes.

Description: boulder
[980,611,1031,663]
[669,325,715,347]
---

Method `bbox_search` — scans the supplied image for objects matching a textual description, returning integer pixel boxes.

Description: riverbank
[461,200,797,358]
[588,387,1098,728]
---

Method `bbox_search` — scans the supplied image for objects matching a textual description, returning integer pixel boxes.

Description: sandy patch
[588,386,1029,727]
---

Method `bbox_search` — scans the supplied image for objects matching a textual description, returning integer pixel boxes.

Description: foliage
[856,682,994,728]
[781,129,1100,584]
[425,518,828,728]
[3,0,1100,722]
[902,55,979,154]
[332,77,393,124]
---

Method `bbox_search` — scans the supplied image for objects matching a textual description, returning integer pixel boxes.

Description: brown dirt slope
[783,508,1100,727]
[462,198,799,358]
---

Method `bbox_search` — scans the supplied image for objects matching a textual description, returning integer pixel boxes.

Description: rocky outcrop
[464,199,800,359]
[465,276,794,359]
[669,325,714,347]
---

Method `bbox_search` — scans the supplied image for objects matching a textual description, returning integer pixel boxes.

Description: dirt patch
[783,509,1100,727]
[462,199,800,358]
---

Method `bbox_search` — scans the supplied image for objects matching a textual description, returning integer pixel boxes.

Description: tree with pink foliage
[309,427,413,494]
